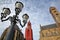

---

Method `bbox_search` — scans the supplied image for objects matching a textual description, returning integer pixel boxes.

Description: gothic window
[48,30,52,36]
[46,33,48,37]
[42,33,44,37]
[41,32,44,37]
[53,31,57,36]
[49,32,52,36]
[51,32,54,36]
[56,31,60,35]
[46,32,50,37]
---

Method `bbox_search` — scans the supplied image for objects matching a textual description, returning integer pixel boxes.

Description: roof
[41,23,57,30]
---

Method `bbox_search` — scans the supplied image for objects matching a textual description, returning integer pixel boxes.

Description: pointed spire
[25,20,33,40]
[27,20,31,29]
[40,24,42,30]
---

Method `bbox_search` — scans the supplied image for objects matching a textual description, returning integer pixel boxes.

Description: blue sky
[0,0,60,40]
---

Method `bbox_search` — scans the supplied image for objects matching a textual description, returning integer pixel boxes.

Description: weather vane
[1,1,29,40]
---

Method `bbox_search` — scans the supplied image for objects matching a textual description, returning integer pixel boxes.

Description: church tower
[49,7,60,27]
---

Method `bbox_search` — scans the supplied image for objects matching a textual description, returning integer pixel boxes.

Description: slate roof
[41,23,57,30]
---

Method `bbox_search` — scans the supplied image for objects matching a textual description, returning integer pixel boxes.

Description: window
[46,32,50,37]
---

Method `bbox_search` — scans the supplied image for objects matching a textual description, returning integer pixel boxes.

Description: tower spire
[25,21,33,40]
[49,7,60,27]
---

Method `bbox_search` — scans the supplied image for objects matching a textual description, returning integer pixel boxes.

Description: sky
[0,0,60,40]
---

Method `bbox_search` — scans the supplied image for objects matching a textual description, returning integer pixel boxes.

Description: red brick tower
[25,21,33,40]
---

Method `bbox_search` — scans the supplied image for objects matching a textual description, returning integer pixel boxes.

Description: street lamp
[1,8,11,20]
[22,14,29,23]
[15,1,24,15]
[1,1,29,40]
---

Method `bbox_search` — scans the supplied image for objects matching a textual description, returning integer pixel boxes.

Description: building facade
[40,24,60,40]
[40,7,60,40]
